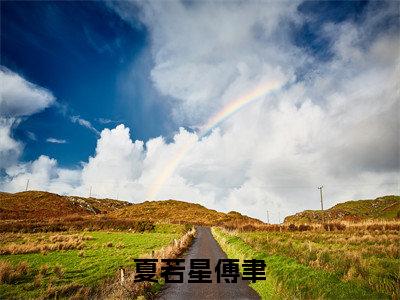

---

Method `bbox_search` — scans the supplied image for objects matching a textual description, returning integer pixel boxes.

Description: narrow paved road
[157,227,260,300]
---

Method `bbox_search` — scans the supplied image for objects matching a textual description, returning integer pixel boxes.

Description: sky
[0,0,399,223]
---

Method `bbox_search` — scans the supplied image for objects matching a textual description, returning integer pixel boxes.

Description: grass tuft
[53,264,64,278]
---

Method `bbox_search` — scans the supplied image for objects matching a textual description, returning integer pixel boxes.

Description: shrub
[299,224,311,231]
[323,222,345,231]
[136,221,155,232]
[240,224,257,231]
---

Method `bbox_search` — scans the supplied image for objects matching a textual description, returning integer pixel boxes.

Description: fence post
[120,268,125,285]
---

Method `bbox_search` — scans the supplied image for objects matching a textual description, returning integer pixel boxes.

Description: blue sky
[1,1,172,166]
[1,1,398,221]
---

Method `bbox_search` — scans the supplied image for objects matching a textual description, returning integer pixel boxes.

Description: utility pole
[318,186,324,211]
[266,210,270,223]
[89,186,92,198]
[25,179,30,191]
[318,185,324,223]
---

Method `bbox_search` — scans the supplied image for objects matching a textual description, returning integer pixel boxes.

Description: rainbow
[145,79,281,200]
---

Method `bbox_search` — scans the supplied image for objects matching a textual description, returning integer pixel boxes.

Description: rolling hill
[110,199,264,226]
[284,195,400,223]
[0,191,131,220]
[0,191,264,227]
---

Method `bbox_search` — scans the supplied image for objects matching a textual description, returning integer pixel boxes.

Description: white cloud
[0,118,22,169]
[79,124,145,198]
[70,115,100,135]
[46,138,67,144]
[0,67,55,170]
[0,67,55,117]
[2,155,81,194]
[112,1,300,125]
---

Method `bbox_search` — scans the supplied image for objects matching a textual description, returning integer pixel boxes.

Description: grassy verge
[105,226,196,299]
[0,224,189,299]
[212,227,388,300]
[237,229,399,298]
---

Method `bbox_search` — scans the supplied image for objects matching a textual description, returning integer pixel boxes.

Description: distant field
[0,224,185,299]
[213,224,399,299]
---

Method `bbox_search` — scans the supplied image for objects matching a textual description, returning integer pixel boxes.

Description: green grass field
[0,224,185,299]
[212,227,398,299]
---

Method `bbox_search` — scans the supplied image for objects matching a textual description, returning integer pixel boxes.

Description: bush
[136,220,155,232]
[240,224,257,231]
[299,224,311,231]
[323,222,346,231]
